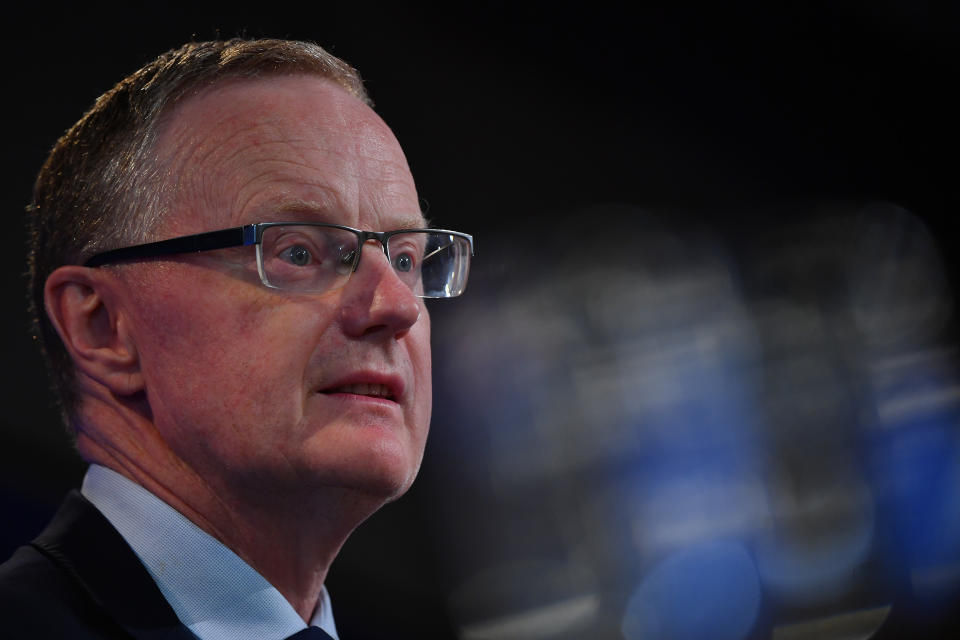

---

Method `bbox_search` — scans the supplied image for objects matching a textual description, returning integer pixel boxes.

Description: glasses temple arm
[84,226,251,267]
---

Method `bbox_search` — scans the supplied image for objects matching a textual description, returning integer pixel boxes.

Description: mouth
[323,382,397,401]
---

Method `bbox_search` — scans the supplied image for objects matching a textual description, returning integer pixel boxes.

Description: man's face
[117,75,431,507]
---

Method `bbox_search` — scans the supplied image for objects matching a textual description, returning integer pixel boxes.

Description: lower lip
[321,391,400,407]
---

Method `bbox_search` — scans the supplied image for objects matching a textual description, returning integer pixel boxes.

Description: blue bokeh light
[622,541,761,640]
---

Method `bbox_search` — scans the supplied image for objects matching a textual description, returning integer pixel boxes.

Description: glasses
[84,222,474,298]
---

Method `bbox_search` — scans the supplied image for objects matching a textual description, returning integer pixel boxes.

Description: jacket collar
[31,490,197,640]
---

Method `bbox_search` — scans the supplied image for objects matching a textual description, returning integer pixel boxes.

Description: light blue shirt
[81,464,339,640]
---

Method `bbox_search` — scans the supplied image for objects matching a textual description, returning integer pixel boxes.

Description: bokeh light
[427,201,960,639]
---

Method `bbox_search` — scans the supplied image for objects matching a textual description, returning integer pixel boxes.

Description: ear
[44,265,144,396]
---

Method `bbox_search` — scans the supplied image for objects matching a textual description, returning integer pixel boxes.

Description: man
[0,38,472,638]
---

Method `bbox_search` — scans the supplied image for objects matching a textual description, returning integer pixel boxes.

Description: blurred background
[3,2,958,638]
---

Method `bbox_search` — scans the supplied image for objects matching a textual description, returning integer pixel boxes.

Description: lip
[318,371,406,403]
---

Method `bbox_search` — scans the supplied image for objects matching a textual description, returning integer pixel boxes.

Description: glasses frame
[83,222,475,298]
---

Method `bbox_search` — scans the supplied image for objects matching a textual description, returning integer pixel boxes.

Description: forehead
[156,74,424,232]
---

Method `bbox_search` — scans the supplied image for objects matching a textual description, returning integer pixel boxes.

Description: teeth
[333,383,393,399]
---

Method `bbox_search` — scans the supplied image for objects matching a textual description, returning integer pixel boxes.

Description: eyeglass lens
[257,225,470,298]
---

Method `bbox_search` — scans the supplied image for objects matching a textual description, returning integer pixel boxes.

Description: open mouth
[323,382,396,401]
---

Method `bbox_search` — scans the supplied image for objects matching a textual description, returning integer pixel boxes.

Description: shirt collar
[81,464,338,640]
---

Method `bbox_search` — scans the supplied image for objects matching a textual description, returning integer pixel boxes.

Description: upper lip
[319,371,405,402]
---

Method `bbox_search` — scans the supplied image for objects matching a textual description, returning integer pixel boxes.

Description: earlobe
[44,266,144,396]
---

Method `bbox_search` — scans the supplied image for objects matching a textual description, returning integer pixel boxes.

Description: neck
[76,398,385,621]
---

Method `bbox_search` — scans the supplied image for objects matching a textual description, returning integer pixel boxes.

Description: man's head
[28,39,370,426]
[28,40,462,509]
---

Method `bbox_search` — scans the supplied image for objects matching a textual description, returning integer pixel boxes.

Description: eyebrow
[265,199,429,229]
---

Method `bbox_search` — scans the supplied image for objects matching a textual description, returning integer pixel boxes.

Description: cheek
[127,270,329,434]
[409,313,433,428]
[135,290,249,386]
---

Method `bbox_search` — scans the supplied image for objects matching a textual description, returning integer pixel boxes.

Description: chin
[288,408,426,503]
[349,450,422,502]
[303,437,423,503]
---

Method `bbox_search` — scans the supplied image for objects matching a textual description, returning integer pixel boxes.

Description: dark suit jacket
[0,490,197,639]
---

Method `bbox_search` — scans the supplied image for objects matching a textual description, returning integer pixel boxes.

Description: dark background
[3,2,958,638]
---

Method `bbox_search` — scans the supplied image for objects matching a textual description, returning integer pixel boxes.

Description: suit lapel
[32,490,198,640]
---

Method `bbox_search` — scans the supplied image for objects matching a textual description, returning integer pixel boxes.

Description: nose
[338,241,422,339]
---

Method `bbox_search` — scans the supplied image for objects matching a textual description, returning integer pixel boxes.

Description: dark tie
[285,627,335,640]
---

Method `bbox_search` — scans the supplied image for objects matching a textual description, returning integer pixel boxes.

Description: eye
[284,244,313,266]
[393,252,415,273]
